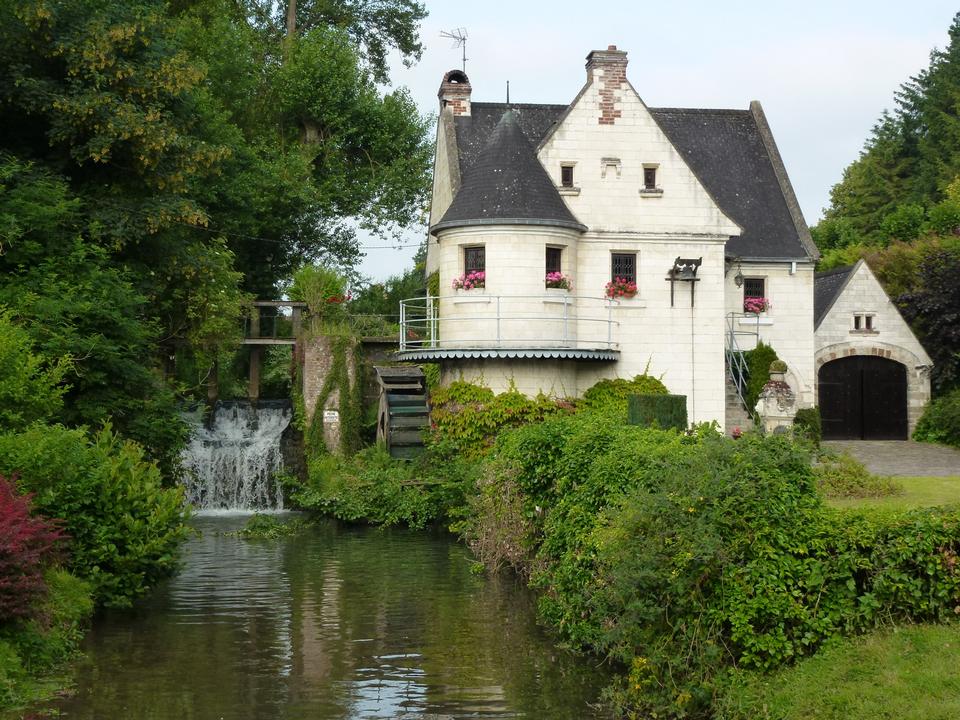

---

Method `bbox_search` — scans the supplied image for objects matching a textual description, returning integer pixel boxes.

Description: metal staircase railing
[725,312,760,412]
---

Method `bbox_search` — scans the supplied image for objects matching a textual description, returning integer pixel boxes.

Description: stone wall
[301,335,359,455]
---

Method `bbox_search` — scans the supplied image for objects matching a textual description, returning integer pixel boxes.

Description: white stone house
[395,45,931,435]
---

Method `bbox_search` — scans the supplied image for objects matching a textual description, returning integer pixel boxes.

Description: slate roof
[814,264,855,328]
[649,108,812,260]
[441,100,816,260]
[433,110,586,234]
[453,102,567,176]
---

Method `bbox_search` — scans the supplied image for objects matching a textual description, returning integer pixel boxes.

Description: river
[44,515,609,719]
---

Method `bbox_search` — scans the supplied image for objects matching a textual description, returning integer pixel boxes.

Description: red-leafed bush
[0,476,63,622]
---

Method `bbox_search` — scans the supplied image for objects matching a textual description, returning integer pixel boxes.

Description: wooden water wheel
[374,366,430,458]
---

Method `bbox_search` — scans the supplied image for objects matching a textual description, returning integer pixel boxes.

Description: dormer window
[561,164,574,188]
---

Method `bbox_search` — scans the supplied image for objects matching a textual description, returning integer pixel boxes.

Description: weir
[181,400,292,512]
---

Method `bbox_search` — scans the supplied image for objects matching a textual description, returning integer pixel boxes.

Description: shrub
[295,444,479,530]
[814,452,902,498]
[0,425,189,607]
[0,569,92,709]
[793,406,822,445]
[579,374,669,414]
[429,382,569,456]
[627,394,687,430]
[0,477,63,622]
[913,386,960,448]
[743,341,780,413]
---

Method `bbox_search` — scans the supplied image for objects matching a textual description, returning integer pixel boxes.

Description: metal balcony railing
[398,294,621,352]
[725,311,760,408]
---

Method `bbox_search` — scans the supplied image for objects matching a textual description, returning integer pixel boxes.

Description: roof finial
[440,28,468,72]
[506,80,510,104]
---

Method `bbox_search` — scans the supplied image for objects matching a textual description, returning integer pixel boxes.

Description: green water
[46,515,609,719]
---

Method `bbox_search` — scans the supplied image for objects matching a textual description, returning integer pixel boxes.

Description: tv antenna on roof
[440,28,468,72]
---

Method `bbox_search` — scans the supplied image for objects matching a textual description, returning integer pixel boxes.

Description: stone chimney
[438,69,472,116]
[586,45,628,125]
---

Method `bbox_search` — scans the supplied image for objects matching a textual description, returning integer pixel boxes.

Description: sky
[356,0,959,280]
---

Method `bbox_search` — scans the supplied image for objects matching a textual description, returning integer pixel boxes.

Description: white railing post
[427,295,435,348]
[607,299,613,349]
[399,301,406,351]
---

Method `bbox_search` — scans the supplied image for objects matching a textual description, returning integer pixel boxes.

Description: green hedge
[627,394,687,430]
[913,386,960,448]
[465,415,960,718]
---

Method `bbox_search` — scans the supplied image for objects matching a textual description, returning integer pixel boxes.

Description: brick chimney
[586,45,628,125]
[438,69,472,116]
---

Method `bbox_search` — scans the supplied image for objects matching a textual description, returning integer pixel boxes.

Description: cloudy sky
[356,0,958,280]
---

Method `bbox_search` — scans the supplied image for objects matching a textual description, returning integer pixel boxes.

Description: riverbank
[296,380,960,719]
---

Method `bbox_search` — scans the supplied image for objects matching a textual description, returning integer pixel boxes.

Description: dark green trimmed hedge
[627,394,687,430]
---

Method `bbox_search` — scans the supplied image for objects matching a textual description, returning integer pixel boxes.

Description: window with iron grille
[643,166,657,190]
[464,246,485,275]
[560,165,574,188]
[546,247,562,274]
[743,277,765,300]
[611,253,637,283]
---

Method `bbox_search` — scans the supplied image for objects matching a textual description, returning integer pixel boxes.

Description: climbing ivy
[302,332,365,458]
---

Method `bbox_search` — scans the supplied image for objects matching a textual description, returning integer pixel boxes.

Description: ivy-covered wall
[297,334,364,457]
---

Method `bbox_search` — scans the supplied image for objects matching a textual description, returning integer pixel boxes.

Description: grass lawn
[719,624,960,720]
[827,475,960,511]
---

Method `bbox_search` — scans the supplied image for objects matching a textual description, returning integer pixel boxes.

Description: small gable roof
[432,110,586,234]
[814,263,856,328]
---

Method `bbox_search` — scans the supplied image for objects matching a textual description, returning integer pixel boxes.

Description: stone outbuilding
[814,259,932,439]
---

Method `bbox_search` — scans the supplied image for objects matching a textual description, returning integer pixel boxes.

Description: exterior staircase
[725,377,752,436]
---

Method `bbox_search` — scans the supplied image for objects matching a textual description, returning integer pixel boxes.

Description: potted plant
[545,272,572,291]
[743,296,771,313]
[452,271,485,290]
[605,277,638,299]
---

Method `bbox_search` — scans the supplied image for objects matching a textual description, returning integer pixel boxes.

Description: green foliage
[814,452,903,498]
[429,382,571,457]
[290,264,350,320]
[427,270,440,298]
[792,406,822,445]
[914,386,960,447]
[579,373,669,414]
[493,423,960,718]
[627,394,688,430]
[229,513,313,539]
[743,341,780,414]
[0,310,68,433]
[0,425,190,607]
[0,569,92,711]
[295,445,479,530]
[897,248,960,391]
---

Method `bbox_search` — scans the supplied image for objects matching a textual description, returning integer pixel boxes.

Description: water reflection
[45,516,607,719]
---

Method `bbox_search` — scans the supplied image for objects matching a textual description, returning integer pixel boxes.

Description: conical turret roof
[431,110,586,234]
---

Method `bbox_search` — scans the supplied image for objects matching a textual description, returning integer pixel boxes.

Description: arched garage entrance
[818,356,908,440]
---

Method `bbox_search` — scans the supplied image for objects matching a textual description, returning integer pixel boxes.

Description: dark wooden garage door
[819,356,908,440]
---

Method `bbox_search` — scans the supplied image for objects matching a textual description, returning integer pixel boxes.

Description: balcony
[395,294,621,362]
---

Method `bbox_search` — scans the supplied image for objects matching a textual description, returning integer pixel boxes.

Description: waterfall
[181,401,293,512]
